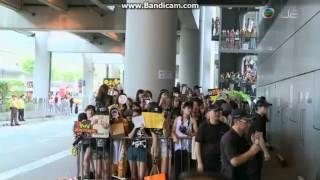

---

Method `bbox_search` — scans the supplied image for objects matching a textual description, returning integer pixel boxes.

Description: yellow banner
[142,112,164,129]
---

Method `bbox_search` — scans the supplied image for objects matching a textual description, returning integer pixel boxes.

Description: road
[0,116,77,180]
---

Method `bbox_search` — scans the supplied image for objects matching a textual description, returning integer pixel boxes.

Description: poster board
[74,120,96,135]
[92,115,110,138]
[103,78,121,87]
[132,115,145,128]
[111,121,125,138]
[142,112,165,129]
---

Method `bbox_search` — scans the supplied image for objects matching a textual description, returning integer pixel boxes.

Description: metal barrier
[74,137,194,180]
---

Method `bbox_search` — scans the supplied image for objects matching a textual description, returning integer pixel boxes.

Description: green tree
[20,58,35,75]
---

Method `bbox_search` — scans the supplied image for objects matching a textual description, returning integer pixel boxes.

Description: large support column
[124,1,177,99]
[179,28,200,87]
[82,54,94,106]
[199,7,213,92]
[33,32,51,100]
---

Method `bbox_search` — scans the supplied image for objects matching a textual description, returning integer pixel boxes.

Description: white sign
[92,115,110,138]
[158,70,173,80]
[118,95,127,105]
[132,115,145,128]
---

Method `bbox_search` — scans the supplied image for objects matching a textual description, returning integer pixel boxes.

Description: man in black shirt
[220,109,262,180]
[246,99,272,180]
[195,104,230,173]
[253,99,272,141]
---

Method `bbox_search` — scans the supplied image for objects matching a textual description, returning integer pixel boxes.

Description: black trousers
[248,171,262,180]
[18,109,24,121]
[248,154,263,180]
[174,150,190,180]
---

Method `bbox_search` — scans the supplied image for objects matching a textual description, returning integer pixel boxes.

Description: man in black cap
[246,99,272,180]
[253,99,272,141]
[195,103,230,173]
[220,109,262,180]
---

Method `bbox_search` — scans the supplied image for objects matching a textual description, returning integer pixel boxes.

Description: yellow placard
[210,95,218,102]
[142,112,165,129]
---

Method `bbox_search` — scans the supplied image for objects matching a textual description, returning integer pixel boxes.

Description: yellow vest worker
[17,98,25,110]
[10,98,18,109]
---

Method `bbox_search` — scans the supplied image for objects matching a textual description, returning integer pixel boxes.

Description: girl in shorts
[128,104,148,180]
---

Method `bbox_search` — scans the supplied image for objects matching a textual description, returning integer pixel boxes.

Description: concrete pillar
[33,32,51,100]
[179,28,200,87]
[199,6,213,93]
[124,0,177,99]
[82,54,94,106]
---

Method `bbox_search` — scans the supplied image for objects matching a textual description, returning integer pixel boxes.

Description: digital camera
[179,125,188,135]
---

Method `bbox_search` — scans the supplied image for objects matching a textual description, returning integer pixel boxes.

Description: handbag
[144,159,166,180]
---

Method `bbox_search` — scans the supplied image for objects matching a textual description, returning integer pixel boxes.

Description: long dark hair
[157,89,169,105]
[135,89,144,102]
[96,84,109,103]
[95,84,112,114]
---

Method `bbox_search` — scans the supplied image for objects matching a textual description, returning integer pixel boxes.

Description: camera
[179,125,188,135]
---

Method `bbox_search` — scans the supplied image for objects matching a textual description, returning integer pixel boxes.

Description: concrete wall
[257,0,320,179]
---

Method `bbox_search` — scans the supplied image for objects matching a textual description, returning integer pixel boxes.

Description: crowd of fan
[220,71,256,96]
[72,83,272,180]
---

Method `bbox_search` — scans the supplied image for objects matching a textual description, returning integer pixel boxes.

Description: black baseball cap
[256,99,272,107]
[208,103,221,111]
[232,109,253,122]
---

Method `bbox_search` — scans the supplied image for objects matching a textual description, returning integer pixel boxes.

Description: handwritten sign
[74,121,96,135]
[103,78,121,87]
[142,112,164,129]
[132,115,145,128]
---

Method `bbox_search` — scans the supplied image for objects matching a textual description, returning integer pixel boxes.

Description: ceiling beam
[47,32,125,53]
[14,30,35,37]
[90,0,114,12]
[0,0,22,11]
[0,6,126,32]
[38,0,68,11]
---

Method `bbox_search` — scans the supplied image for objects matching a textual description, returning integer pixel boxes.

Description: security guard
[17,95,25,122]
[220,109,262,180]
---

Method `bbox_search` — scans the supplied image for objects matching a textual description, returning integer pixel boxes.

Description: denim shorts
[159,140,168,157]
[92,148,110,160]
[128,146,146,162]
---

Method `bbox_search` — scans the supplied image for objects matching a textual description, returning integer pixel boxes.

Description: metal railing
[74,136,194,180]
